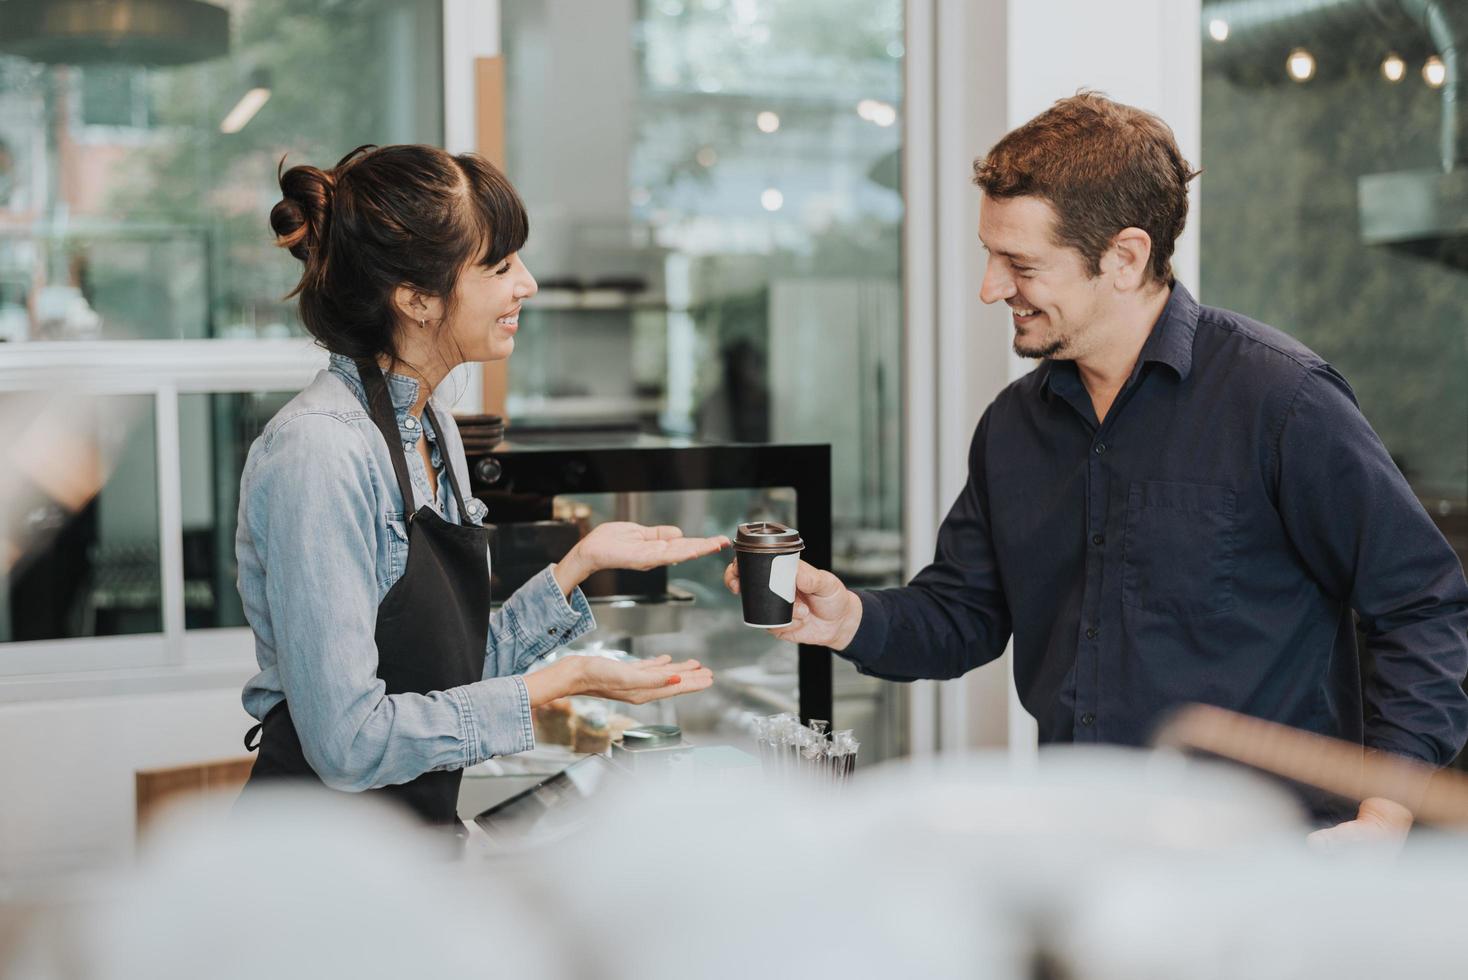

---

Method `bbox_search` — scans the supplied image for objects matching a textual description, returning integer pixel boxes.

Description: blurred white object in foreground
[10,787,564,979]
[22,744,1446,980]
[488,745,1305,979]
[1058,839,1468,980]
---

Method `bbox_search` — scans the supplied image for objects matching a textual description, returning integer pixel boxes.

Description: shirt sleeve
[248,414,536,793]
[842,409,1013,680]
[484,566,597,678]
[1275,364,1468,766]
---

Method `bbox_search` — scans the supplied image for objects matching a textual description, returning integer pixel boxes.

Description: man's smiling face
[977,193,1107,360]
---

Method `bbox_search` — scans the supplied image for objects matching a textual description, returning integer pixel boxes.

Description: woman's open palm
[575,522,730,572]
[576,654,713,703]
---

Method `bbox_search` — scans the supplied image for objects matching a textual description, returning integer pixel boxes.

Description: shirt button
[548,627,558,636]
[403,441,415,453]
[1085,626,1099,639]
[1091,533,1104,546]
[1094,443,1107,455]
[404,416,418,429]
[1081,712,1096,727]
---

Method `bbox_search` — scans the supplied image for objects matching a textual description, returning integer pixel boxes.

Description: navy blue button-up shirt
[846,283,1468,771]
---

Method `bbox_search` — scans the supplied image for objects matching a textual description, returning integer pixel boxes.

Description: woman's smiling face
[443,251,538,363]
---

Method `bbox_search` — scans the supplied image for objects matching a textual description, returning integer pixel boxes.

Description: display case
[466,434,833,728]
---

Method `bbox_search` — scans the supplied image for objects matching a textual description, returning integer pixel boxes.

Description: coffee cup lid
[735,521,804,553]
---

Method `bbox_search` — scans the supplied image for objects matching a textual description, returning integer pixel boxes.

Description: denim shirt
[238,353,595,792]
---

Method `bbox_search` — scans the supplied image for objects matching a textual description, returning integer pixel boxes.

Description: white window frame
[0,0,490,701]
[0,340,324,695]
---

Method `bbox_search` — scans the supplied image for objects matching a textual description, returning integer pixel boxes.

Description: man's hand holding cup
[724,524,862,648]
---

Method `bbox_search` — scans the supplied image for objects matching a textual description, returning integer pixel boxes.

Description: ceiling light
[857,99,898,126]
[1382,53,1406,83]
[0,0,229,65]
[1208,19,1229,42]
[220,71,272,134]
[760,188,783,211]
[1424,55,1447,88]
[1286,48,1315,82]
[756,110,780,133]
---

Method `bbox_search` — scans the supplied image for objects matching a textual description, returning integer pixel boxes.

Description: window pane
[0,394,160,641]
[1200,5,1468,571]
[0,0,443,342]
[180,391,294,630]
[79,65,153,129]
[502,0,905,584]
[501,0,906,759]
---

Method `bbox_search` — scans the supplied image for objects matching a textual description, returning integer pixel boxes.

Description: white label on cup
[769,553,799,603]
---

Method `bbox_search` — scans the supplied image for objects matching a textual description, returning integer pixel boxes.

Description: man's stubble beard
[1013,334,1069,360]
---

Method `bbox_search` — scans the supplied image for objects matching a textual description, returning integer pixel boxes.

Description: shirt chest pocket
[384,514,411,591]
[1121,481,1236,617]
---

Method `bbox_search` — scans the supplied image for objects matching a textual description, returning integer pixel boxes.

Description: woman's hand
[576,653,712,703]
[525,654,713,707]
[552,522,730,596]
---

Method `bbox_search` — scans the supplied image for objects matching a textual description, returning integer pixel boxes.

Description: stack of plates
[456,413,505,455]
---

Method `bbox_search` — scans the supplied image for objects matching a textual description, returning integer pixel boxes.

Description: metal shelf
[585,586,696,636]
[528,291,669,313]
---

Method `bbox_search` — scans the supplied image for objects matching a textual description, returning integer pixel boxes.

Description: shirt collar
[327,352,422,419]
[1038,280,1199,397]
[1136,280,1198,382]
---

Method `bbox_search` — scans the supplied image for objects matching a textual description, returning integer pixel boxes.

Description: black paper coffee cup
[734,522,804,627]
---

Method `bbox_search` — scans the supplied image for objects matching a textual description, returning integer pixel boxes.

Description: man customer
[727,92,1468,844]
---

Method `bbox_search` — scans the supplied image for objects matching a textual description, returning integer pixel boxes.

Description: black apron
[239,360,491,828]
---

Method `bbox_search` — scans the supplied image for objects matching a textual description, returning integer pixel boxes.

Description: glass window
[501,0,905,584]
[79,65,154,129]
[180,390,294,630]
[500,0,905,759]
[0,0,444,343]
[546,487,795,672]
[1200,3,1467,572]
[0,394,160,642]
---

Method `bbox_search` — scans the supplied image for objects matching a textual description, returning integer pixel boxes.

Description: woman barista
[236,144,726,826]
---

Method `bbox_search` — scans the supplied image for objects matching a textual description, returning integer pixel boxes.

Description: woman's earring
[418,317,426,329]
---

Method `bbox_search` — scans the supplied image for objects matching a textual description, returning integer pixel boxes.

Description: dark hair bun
[270,160,335,263]
[271,144,529,363]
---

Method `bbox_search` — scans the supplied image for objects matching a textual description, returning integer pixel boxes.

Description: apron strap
[355,359,419,521]
[422,402,473,522]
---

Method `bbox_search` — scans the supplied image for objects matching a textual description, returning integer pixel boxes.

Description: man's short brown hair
[973,92,1199,285]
